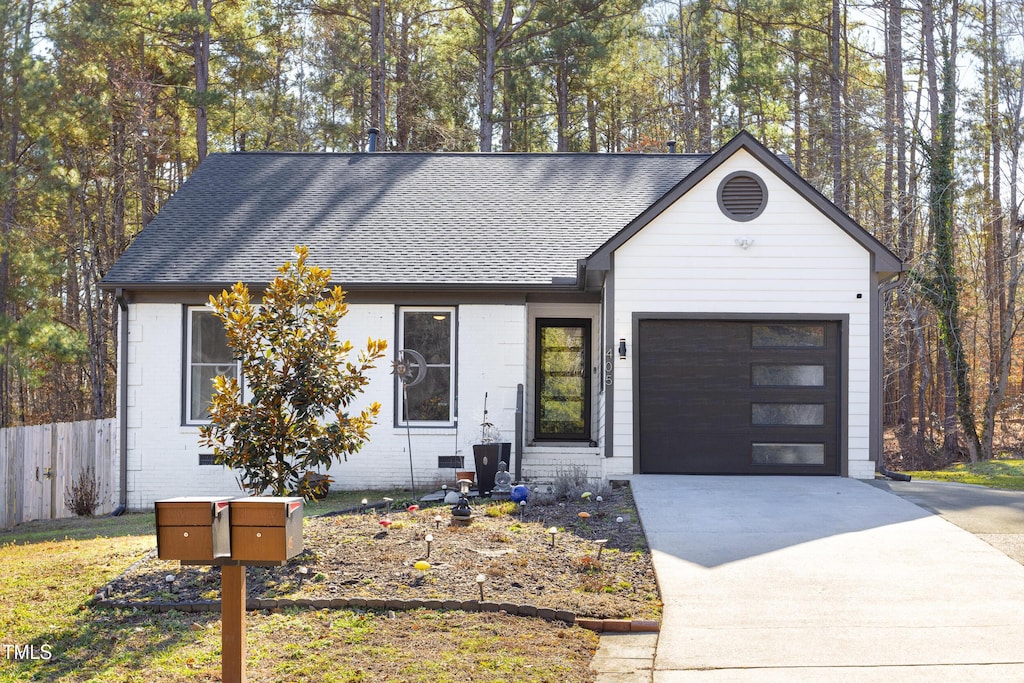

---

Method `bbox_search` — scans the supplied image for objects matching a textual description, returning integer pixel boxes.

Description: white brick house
[100,132,901,510]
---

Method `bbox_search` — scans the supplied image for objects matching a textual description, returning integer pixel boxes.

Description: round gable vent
[717,171,768,221]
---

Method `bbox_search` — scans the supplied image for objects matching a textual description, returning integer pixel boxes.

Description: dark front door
[536,319,592,440]
[637,319,840,475]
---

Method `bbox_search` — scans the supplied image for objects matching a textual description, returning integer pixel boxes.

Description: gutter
[111,288,130,515]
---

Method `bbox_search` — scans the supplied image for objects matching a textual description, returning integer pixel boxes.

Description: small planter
[472,443,511,495]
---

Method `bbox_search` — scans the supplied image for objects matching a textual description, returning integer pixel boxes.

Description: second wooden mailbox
[155,497,233,563]
[228,496,304,564]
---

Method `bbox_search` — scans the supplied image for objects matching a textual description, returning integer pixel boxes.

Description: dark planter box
[472,442,511,495]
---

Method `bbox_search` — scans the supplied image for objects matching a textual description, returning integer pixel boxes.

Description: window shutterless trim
[394,306,458,427]
[183,305,241,426]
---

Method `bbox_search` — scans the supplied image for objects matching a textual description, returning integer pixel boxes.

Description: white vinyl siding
[609,150,875,479]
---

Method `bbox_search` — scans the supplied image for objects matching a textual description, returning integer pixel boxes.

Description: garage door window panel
[752,364,825,387]
[752,324,825,348]
[752,403,825,426]
[752,443,826,466]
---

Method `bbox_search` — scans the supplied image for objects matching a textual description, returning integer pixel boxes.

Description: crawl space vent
[718,172,768,221]
[438,455,464,469]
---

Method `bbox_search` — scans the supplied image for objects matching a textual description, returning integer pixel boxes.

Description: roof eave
[98,279,588,294]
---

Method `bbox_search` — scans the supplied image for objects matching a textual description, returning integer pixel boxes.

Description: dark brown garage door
[637,319,840,475]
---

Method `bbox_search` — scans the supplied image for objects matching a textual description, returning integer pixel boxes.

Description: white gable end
[609,149,877,479]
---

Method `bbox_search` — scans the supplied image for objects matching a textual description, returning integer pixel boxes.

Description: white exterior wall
[123,302,527,509]
[125,303,247,509]
[609,150,876,479]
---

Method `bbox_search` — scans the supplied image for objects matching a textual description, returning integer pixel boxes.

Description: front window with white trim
[185,307,239,423]
[397,307,455,425]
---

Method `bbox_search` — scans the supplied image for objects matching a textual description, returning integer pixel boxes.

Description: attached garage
[636,318,841,476]
[586,133,903,480]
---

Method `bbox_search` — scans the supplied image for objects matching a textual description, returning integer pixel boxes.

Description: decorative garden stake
[425,533,433,557]
[519,499,527,521]
[476,573,486,601]
[616,516,624,525]
[408,504,419,512]
[360,498,368,515]
[165,574,175,584]
[434,514,442,529]
[383,497,394,516]
[595,495,603,511]
[547,526,558,548]
[393,349,428,495]
[578,511,591,520]
[581,491,592,502]
[594,539,608,559]
[379,518,392,532]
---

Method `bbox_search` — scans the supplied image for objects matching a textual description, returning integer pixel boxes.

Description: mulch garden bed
[100,484,661,622]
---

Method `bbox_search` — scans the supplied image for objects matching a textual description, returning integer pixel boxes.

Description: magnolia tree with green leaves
[199,246,387,499]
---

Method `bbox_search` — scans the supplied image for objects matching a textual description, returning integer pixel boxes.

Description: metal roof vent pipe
[667,140,677,154]
[368,127,380,152]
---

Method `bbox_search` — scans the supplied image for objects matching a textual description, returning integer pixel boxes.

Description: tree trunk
[501,65,512,151]
[555,57,569,152]
[191,0,211,162]
[828,0,844,209]
[395,12,411,150]
[695,0,711,150]
[587,92,598,152]
[924,0,980,462]
[480,23,496,152]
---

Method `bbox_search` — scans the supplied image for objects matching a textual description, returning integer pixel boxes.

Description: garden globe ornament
[510,484,529,504]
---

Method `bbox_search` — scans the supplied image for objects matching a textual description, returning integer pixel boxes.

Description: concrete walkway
[601,475,1024,682]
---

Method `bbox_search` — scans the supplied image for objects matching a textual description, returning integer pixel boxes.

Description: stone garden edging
[88,591,659,633]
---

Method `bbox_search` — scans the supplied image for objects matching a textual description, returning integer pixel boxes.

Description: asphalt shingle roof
[101,152,710,290]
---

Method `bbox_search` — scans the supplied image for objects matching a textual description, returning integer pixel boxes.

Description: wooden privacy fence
[0,419,117,528]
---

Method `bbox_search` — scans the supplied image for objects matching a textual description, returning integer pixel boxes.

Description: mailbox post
[155,496,304,683]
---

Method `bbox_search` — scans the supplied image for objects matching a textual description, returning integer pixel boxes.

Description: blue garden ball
[510,484,529,503]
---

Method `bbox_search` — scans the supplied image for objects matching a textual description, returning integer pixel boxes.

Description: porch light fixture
[618,338,627,360]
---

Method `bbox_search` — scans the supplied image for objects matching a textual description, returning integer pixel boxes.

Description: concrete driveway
[629,475,1024,681]
[869,478,1024,566]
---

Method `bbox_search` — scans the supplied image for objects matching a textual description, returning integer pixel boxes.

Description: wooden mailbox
[228,496,304,564]
[155,496,233,563]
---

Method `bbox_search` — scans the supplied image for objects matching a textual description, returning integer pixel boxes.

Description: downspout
[111,288,130,515]
[875,273,911,482]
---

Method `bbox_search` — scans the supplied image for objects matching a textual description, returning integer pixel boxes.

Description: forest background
[1,0,1022,467]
